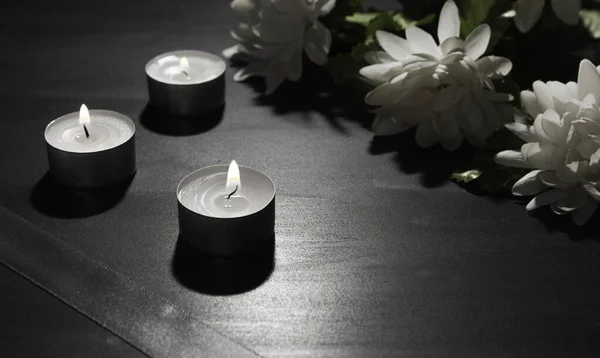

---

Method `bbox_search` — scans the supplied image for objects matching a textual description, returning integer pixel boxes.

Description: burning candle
[45,104,136,188]
[145,50,226,117]
[177,161,276,257]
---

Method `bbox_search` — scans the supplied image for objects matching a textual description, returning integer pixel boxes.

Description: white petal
[578,59,600,102]
[314,0,336,16]
[540,171,573,189]
[506,122,537,142]
[464,24,490,61]
[437,1,461,44]
[304,22,331,66]
[556,187,588,212]
[223,44,242,60]
[365,80,404,106]
[535,109,561,143]
[433,87,465,111]
[532,81,555,111]
[551,0,581,25]
[515,0,544,33]
[231,0,257,15]
[566,81,579,99]
[375,31,412,60]
[475,56,512,79]
[439,37,464,56]
[526,189,569,211]
[583,183,600,201]
[572,198,598,225]
[359,63,405,83]
[232,61,268,81]
[364,51,395,64]
[495,150,531,168]
[512,170,545,196]
[405,26,442,58]
[520,90,542,118]
[522,142,562,170]
[415,121,439,148]
[372,116,411,136]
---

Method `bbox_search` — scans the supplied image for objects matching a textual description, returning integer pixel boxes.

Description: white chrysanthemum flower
[223,0,335,94]
[514,0,581,33]
[495,60,600,225]
[360,0,514,150]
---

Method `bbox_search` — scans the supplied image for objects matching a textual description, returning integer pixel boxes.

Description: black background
[2,0,600,357]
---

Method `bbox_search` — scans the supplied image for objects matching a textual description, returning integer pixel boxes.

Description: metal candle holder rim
[44,110,136,155]
[177,164,276,220]
[144,49,227,85]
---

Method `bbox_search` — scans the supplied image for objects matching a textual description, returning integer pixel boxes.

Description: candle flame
[79,104,91,125]
[180,57,190,73]
[226,160,241,194]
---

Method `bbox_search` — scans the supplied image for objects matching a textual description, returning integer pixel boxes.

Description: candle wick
[181,70,190,80]
[83,124,91,141]
[226,185,238,200]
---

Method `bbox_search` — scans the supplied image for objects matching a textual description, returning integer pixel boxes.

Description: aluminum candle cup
[145,50,226,117]
[44,105,136,188]
[177,162,275,257]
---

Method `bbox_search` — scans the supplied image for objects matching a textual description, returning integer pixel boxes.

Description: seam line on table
[0,205,264,358]
[0,260,152,358]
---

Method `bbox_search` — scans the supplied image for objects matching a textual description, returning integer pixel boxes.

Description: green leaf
[459,0,496,36]
[451,169,483,183]
[345,12,379,27]
[581,10,600,39]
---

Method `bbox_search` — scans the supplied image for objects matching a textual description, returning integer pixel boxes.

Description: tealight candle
[145,50,226,117]
[45,104,136,188]
[177,161,276,257]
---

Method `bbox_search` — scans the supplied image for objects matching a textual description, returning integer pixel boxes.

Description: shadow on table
[171,235,275,296]
[139,104,224,136]
[530,207,600,242]
[30,173,134,219]
[235,60,371,133]
[369,131,475,188]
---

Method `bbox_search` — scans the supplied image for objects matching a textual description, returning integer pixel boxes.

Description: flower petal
[512,170,545,196]
[475,56,512,79]
[526,189,569,211]
[360,63,405,83]
[522,142,563,170]
[533,81,555,111]
[314,0,336,16]
[372,116,411,136]
[438,0,461,44]
[232,61,268,81]
[583,183,600,200]
[506,122,537,142]
[364,51,395,64]
[376,31,412,60]
[515,0,544,33]
[439,37,464,56]
[578,59,600,103]
[464,24,490,60]
[405,26,442,58]
[495,150,531,168]
[556,187,588,212]
[520,90,542,118]
[551,0,581,25]
[415,121,439,148]
[540,171,573,189]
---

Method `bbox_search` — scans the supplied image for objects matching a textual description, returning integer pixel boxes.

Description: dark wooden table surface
[2,0,600,357]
